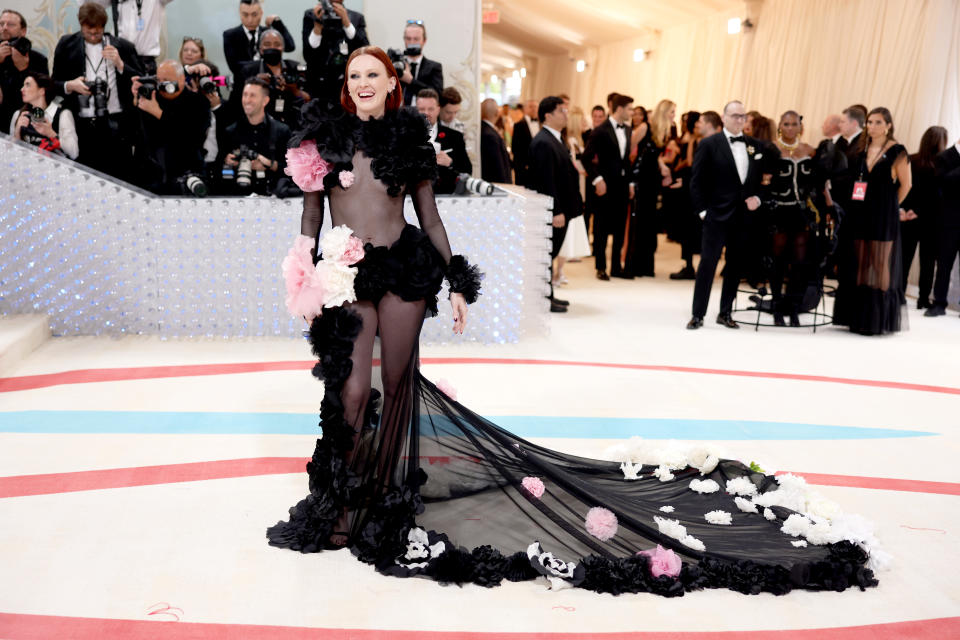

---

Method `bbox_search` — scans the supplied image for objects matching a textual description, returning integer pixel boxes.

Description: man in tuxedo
[222,0,295,78]
[398,21,442,107]
[925,138,960,317]
[686,100,765,329]
[231,29,306,131]
[300,0,367,107]
[416,88,471,194]
[0,9,49,134]
[52,2,141,180]
[582,93,635,280]
[480,98,511,184]
[528,96,580,313]
[822,114,842,142]
[439,86,464,133]
[89,0,174,75]
[511,98,539,186]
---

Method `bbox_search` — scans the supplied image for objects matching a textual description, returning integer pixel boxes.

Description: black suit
[0,50,48,134]
[231,60,305,131]
[222,22,296,78]
[300,9,368,107]
[528,127,583,301]
[689,131,764,318]
[51,33,140,114]
[932,146,960,307]
[582,119,632,273]
[400,56,443,106]
[511,118,534,186]
[480,121,511,184]
[433,123,471,194]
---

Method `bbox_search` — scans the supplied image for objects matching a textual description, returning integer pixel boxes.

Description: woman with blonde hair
[628,99,675,277]
[553,106,592,284]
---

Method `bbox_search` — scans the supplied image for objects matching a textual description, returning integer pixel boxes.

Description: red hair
[340,46,403,114]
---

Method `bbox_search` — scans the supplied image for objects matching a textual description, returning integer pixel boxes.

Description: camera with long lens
[454,173,496,196]
[386,48,407,75]
[177,172,208,197]
[6,36,31,55]
[282,64,307,88]
[136,75,178,100]
[28,105,46,122]
[313,0,341,26]
[83,77,110,118]
[230,145,261,188]
[196,75,229,96]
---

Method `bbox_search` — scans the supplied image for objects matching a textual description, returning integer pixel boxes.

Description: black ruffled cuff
[446,255,483,304]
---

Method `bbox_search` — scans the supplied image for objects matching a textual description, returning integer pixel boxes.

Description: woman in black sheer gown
[267,47,880,595]
[833,108,912,335]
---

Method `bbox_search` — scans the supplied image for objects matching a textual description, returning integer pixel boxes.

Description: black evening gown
[267,104,880,596]
[626,129,661,278]
[833,144,907,335]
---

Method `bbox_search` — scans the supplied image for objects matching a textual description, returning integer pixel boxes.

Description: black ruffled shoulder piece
[445,255,483,304]
[357,106,438,197]
[289,101,360,165]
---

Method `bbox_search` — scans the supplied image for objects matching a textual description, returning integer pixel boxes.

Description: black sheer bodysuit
[267,106,880,595]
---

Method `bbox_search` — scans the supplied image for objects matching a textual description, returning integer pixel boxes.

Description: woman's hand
[450,292,468,334]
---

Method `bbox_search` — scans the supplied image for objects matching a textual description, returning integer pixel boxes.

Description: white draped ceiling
[491,0,959,150]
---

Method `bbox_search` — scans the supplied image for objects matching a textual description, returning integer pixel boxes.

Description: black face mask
[261,48,282,66]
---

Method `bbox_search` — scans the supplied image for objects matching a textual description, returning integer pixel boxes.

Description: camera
[28,106,46,122]
[282,64,307,87]
[197,75,229,95]
[230,145,261,188]
[84,78,110,118]
[178,172,209,197]
[313,0,341,25]
[6,36,31,55]
[386,48,407,74]
[455,173,496,196]
[137,75,178,100]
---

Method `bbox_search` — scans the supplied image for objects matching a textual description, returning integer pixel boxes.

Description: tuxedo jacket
[400,57,443,106]
[511,118,534,185]
[480,120,512,184]
[582,119,633,192]
[434,123,472,194]
[299,9,368,104]
[831,131,864,207]
[222,21,296,77]
[935,146,960,227]
[689,132,764,223]
[527,129,582,221]
[51,32,141,115]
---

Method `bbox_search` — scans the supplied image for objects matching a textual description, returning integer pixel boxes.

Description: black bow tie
[728,135,746,144]
[616,124,627,130]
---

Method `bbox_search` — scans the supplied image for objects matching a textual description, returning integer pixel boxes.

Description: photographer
[218,76,292,196]
[300,0,367,108]
[179,37,224,167]
[397,20,442,107]
[234,29,306,131]
[11,71,78,159]
[0,10,49,134]
[52,2,141,179]
[415,88,471,195]
[223,0,296,78]
[131,60,210,195]
[89,0,175,76]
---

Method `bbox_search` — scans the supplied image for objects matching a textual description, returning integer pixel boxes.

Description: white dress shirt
[9,103,79,159]
[92,0,173,57]
[544,124,563,144]
[308,23,357,49]
[80,41,122,117]
[610,116,627,158]
[724,127,748,183]
[526,114,540,138]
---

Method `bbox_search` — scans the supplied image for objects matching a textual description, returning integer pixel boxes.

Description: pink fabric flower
[339,170,356,189]
[521,476,545,499]
[340,234,365,266]
[282,235,325,320]
[585,507,618,541]
[637,544,682,578]
[435,378,458,401]
[284,140,333,192]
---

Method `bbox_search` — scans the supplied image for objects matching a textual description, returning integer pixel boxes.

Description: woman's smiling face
[346,54,396,119]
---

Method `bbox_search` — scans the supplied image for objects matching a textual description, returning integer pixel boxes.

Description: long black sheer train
[267,104,880,595]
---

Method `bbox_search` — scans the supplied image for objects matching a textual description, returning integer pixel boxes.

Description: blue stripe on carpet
[0,411,937,440]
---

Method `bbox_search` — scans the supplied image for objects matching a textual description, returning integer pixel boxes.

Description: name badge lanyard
[136,0,145,31]
[83,52,112,104]
[852,155,868,202]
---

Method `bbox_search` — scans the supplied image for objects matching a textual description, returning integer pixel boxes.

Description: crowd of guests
[0,1,472,198]
[480,93,960,330]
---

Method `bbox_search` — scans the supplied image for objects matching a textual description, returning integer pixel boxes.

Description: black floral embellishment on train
[445,255,483,304]
[527,542,586,589]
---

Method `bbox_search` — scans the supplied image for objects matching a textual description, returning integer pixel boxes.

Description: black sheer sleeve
[300,190,325,249]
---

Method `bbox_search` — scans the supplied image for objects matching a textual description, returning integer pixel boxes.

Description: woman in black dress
[268,47,880,595]
[628,99,674,277]
[833,107,912,334]
[900,126,948,308]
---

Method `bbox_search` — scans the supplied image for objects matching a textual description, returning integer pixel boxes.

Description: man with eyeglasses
[687,100,765,330]
[88,0,175,75]
[398,19,442,107]
[300,0,367,108]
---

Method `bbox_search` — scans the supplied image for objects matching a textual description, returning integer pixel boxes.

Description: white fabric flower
[659,505,675,513]
[689,478,720,494]
[725,476,758,497]
[705,510,732,525]
[791,540,808,548]
[698,455,720,475]
[780,514,811,537]
[734,497,758,513]
[316,261,358,308]
[763,508,776,521]
[620,461,643,480]
[318,224,355,263]
[681,535,706,551]
[398,527,446,570]
[527,541,584,590]
[653,516,687,540]
[653,464,675,482]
